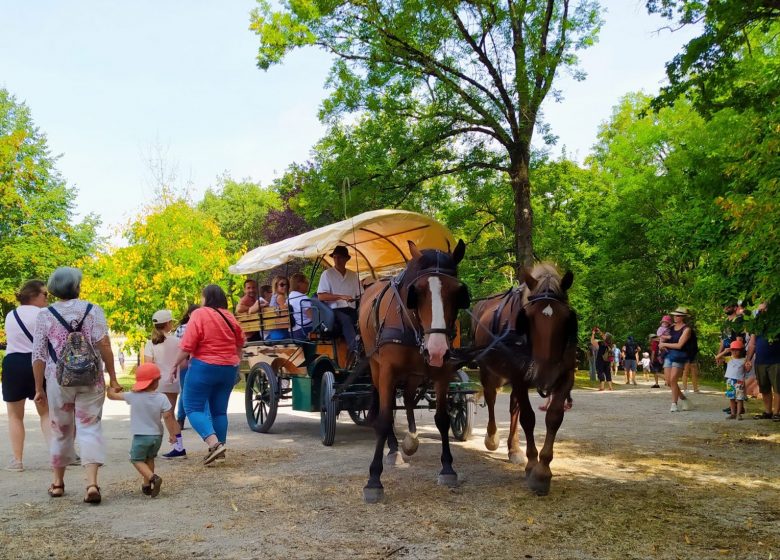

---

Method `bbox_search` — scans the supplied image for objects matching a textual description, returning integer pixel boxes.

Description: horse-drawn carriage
[229,210,477,447]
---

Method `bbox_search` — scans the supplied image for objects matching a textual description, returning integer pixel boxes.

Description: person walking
[590,328,615,391]
[31,267,121,503]
[2,280,52,472]
[174,304,200,429]
[658,307,692,412]
[118,348,125,372]
[144,309,186,459]
[622,335,640,385]
[170,285,244,465]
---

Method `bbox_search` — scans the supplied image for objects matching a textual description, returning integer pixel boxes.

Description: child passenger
[717,340,749,420]
[107,363,179,497]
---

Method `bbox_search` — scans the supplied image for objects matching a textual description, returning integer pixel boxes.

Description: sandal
[141,483,152,496]
[772,414,780,422]
[149,474,162,498]
[48,483,65,498]
[753,412,773,420]
[84,485,101,504]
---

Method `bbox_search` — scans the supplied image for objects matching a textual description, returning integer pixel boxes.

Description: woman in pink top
[171,285,244,465]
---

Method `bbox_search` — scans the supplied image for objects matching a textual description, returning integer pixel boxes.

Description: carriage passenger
[288,273,314,340]
[265,276,290,340]
[317,246,361,353]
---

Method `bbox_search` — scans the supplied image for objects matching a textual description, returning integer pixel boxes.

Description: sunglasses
[278,283,287,287]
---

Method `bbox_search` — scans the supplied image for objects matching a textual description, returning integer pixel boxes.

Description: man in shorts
[745,302,780,421]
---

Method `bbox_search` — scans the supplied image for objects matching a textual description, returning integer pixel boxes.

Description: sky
[0,1,700,236]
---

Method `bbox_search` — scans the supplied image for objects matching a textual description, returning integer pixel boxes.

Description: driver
[317,245,361,352]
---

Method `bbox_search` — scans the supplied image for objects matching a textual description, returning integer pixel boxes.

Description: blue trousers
[182,358,236,443]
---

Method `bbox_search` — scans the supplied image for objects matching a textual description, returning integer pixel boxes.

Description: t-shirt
[4,305,41,354]
[754,335,780,365]
[613,347,621,362]
[624,342,638,360]
[124,391,171,436]
[144,335,181,393]
[288,290,312,329]
[725,357,746,381]
[640,357,651,369]
[179,307,244,366]
[594,342,611,367]
[317,268,361,310]
[237,294,255,311]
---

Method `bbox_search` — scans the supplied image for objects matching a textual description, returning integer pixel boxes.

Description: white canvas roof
[229,209,455,277]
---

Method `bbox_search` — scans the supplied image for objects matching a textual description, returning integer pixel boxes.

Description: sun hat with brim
[670,307,690,316]
[132,363,161,392]
[152,309,173,324]
[729,340,744,350]
[329,245,351,260]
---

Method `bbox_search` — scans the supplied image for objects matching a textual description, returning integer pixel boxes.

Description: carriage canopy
[229,209,456,278]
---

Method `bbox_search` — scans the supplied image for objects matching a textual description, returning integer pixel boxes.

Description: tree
[81,199,232,349]
[0,88,99,317]
[250,0,602,271]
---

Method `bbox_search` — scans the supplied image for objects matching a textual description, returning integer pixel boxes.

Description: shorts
[725,379,746,401]
[1,352,38,402]
[663,356,687,369]
[624,359,637,371]
[129,434,163,462]
[755,363,780,394]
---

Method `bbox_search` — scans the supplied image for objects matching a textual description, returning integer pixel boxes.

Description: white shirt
[4,305,42,354]
[317,267,361,309]
[725,357,746,381]
[144,335,182,393]
[288,291,312,329]
[124,391,172,436]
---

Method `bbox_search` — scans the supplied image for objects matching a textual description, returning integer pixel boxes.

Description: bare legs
[6,399,51,465]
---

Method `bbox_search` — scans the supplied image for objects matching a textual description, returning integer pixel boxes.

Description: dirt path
[1,380,778,560]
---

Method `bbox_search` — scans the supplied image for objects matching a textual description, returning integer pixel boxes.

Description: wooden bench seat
[236,307,292,338]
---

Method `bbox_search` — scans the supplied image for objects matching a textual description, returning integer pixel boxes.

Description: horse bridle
[404,266,461,338]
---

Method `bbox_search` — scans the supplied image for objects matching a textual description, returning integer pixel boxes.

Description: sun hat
[329,245,351,260]
[152,309,173,324]
[661,315,672,324]
[132,363,161,392]
[670,307,690,316]
[729,339,744,350]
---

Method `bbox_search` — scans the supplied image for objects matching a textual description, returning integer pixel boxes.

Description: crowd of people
[587,302,780,421]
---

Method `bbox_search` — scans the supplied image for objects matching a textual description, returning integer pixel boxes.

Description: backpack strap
[46,304,94,363]
[12,309,34,343]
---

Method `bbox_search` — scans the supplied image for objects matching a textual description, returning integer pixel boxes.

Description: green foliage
[81,199,233,350]
[250,0,604,269]
[0,89,99,317]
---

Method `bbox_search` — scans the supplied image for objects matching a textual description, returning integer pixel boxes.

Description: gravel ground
[1,379,778,560]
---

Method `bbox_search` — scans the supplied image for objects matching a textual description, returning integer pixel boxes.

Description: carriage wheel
[320,371,337,446]
[348,407,371,426]
[449,370,475,441]
[245,363,279,433]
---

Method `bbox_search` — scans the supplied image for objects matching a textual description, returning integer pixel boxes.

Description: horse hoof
[385,451,407,467]
[484,433,499,451]
[363,486,385,504]
[526,475,551,496]
[437,473,458,487]
[508,452,523,465]
[402,433,419,456]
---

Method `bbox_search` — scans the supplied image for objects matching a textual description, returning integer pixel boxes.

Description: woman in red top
[171,285,244,465]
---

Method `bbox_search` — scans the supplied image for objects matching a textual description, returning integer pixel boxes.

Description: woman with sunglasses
[265,276,290,340]
[2,280,52,472]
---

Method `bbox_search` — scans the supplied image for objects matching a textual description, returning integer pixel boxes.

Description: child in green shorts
[107,363,179,497]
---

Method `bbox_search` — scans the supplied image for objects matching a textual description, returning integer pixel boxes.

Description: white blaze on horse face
[426,276,448,367]
[542,304,553,317]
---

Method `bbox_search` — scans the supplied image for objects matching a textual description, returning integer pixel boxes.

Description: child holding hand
[107,363,179,497]
[716,340,750,420]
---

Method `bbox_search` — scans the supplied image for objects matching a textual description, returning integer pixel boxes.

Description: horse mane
[521,262,567,306]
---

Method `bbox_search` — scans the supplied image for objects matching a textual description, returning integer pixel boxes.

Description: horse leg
[401,383,419,456]
[364,371,396,503]
[527,391,566,496]
[517,387,538,478]
[507,387,523,465]
[433,378,457,486]
[385,417,406,466]
[482,373,500,451]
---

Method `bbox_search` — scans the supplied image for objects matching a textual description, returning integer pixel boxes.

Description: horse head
[404,239,470,367]
[520,264,578,382]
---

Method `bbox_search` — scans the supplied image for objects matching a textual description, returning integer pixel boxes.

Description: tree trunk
[510,152,534,275]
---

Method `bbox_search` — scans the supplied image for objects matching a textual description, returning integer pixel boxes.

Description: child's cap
[152,309,173,324]
[661,315,672,324]
[133,363,161,391]
[643,352,649,357]
[729,340,744,350]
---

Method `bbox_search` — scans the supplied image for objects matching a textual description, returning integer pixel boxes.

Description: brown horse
[358,240,469,503]
[472,263,577,495]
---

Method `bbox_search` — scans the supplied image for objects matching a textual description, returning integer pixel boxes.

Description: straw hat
[670,307,690,316]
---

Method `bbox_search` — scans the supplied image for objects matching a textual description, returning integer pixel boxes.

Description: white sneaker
[5,458,24,472]
[680,399,691,411]
[670,403,679,412]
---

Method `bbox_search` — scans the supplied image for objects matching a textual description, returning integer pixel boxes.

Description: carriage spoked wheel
[449,370,475,441]
[348,407,371,426]
[320,371,337,446]
[245,363,279,433]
